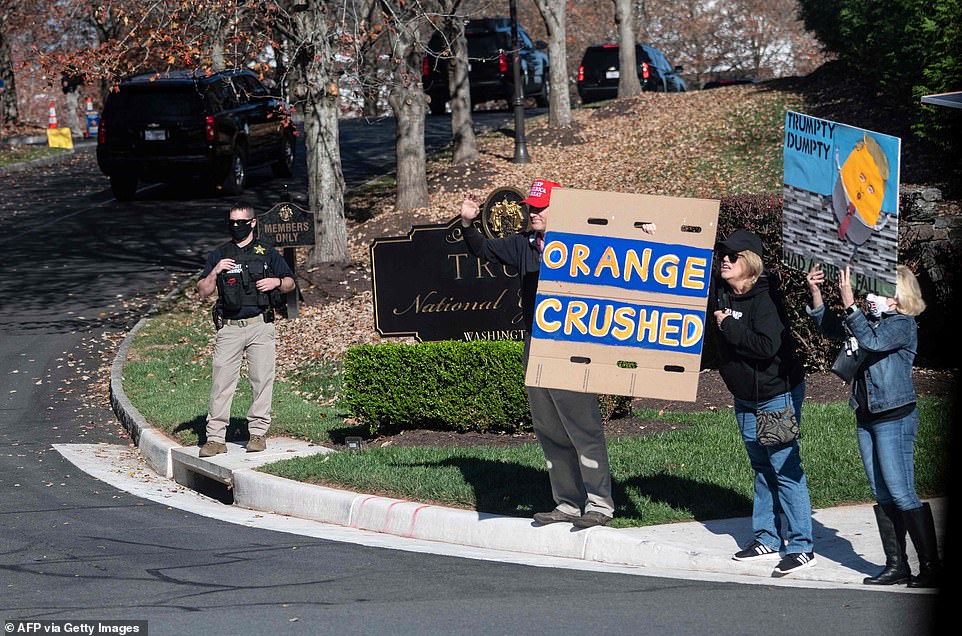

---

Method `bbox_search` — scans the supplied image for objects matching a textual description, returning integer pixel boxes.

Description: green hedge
[342,340,631,434]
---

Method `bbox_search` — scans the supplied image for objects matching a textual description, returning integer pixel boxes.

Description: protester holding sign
[458,180,654,529]
[807,264,940,588]
[709,229,815,576]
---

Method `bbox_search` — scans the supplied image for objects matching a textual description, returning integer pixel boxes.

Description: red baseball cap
[522,179,561,209]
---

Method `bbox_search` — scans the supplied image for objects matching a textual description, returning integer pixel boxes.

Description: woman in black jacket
[711,229,815,576]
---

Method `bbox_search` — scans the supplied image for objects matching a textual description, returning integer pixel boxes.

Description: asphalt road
[0,113,943,636]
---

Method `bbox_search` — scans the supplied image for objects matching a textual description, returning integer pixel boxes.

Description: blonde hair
[739,250,764,289]
[861,134,890,181]
[895,264,926,316]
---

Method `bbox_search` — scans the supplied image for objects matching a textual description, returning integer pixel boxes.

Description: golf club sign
[371,187,528,341]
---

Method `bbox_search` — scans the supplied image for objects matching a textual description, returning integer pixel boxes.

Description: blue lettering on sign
[539,232,712,298]
[532,293,706,354]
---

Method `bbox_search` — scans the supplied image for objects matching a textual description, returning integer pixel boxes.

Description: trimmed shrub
[342,340,631,434]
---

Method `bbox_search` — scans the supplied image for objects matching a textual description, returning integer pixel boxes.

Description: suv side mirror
[535,40,548,50]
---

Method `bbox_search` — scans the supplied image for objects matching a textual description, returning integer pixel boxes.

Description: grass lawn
[123,300,950,528]
[0,144,69,167]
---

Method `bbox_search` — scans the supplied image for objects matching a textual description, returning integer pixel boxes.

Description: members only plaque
[371,217,525,342]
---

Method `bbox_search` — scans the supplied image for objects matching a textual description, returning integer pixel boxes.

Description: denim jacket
[807,304,917,412]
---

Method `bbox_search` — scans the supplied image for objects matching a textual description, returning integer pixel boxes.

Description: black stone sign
[371,216,525,342]
[257,202,315,248]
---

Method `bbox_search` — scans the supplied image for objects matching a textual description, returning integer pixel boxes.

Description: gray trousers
[525,340,615,516]
[206,320,276,443]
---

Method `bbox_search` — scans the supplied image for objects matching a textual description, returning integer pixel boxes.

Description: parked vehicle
[422,18,550,115]
[97,69,295,200]
[577,43,686,103]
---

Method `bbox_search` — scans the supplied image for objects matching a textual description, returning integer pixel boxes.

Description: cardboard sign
[525,188,719,401]
[371,217,525,342]
[782,111,901,296]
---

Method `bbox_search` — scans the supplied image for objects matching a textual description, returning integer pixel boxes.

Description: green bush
[798,0,962,158]
[342,340,631,434]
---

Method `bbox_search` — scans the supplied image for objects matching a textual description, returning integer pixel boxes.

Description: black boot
[904,502,942,589]
[864,504,910,585]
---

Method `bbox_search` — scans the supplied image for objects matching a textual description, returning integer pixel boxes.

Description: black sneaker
[773,552,817,575]
[732,540,779,561]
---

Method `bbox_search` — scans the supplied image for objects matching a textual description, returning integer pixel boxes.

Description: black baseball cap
[716,229,763,257]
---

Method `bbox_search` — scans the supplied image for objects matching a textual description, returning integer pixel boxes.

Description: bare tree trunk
[388,72,429,210]
[290,4,348,264]
[614,0,641,98]
[532,0,571,128]
[0,30,19,124]
[64,90,82,137]
[445,15,477,165]
[381,0,431,210]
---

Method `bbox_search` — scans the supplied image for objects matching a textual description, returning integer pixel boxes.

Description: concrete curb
[106,283,944,588]
[0,148,76,176]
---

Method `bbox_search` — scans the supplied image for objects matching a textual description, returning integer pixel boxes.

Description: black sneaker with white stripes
[773,552,817,575]
[732,540,779,561]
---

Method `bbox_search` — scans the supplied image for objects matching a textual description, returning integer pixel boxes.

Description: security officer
[196,204,295,456]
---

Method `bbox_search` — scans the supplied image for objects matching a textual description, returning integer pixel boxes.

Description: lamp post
[509,0,530,163]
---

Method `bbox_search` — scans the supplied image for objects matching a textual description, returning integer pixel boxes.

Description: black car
[422,18,549,115]
[97,69,295,200]
[577,43,686,103]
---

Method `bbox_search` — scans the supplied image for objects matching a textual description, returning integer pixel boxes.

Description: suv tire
[272,135,295,178]
[221,146,247,195]
[428,95,447,116]
[535,72,550,107]
[110,175,138,201]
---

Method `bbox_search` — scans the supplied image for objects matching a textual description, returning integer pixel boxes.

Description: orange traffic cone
[48,100,58,128]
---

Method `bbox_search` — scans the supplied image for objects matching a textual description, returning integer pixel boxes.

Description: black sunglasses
[228,219,253,227]
[720,251,740,263]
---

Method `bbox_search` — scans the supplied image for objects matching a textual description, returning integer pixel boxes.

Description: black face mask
[229,220,253,242]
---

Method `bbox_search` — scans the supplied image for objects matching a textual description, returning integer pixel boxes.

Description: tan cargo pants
[205,319,276,444]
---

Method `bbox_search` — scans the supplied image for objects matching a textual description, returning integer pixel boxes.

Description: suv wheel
[272,135,294,178]
[110,175,138,201]
[535,72,550,107]
[428,95,447,115]
[221,147,246,195]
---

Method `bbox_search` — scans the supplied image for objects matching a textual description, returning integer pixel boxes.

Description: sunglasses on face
[721,251,740,263]
[229,219,253,227]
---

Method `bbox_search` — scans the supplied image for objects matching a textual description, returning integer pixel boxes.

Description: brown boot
[199,441,227,457]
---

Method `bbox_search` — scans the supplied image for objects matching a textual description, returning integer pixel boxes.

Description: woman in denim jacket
[807,264,940,588]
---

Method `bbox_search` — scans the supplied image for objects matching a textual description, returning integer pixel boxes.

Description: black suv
[422,18,549,115]
[97,69,295,200]
[577,43,686,103]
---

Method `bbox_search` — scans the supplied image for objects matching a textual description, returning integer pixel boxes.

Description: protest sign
[525,188,719,401]
[782,111,901,295]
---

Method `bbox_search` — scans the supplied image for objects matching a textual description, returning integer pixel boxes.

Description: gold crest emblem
[279,205,293,222]
[481,187,528,239]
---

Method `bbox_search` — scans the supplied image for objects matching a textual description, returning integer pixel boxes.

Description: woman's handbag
[830,334,864,383]
[754,371,799,447]
[755,402,800,447]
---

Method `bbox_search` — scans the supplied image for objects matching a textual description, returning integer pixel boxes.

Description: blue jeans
[733,382,814,554]
[856,408,922,511]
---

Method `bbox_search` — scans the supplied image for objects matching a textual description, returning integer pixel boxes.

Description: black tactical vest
[216,241,273,314]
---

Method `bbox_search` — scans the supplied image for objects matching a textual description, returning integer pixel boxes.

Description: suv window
[104,87,203,120]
